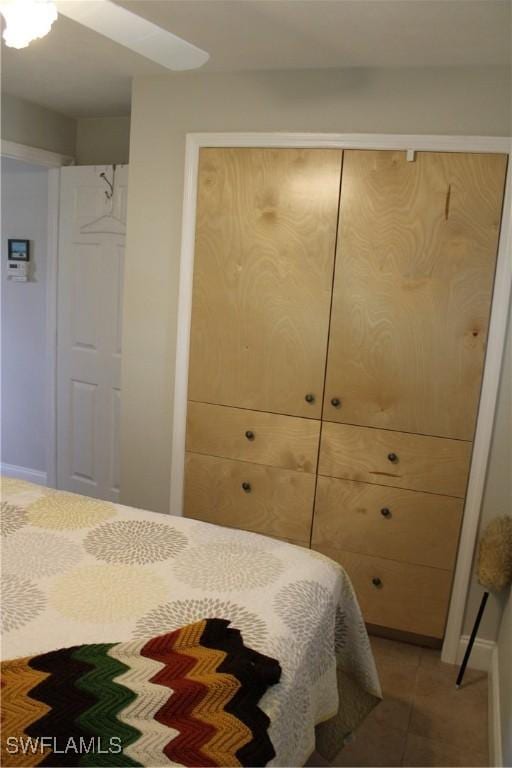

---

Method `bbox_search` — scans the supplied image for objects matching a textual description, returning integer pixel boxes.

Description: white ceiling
[1,0,511,118]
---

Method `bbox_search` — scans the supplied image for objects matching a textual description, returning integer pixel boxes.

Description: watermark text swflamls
[4,736,122,755]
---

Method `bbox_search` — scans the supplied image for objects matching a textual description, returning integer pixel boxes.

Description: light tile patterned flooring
[331,636,488,767]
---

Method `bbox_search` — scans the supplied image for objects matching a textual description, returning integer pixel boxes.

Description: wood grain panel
[312,477,463,570]
[188,148,342,419]
[319,422,472,497]
[315,548,452,638]
[184,452,314,543]
[186,401,320,472]
[324,150,507,440]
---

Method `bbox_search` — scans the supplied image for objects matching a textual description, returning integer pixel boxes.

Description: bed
[1,478,381,766]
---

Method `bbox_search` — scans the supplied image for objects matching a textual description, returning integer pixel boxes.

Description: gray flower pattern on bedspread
[84,520,188,564]
[1,574,46,632]
[2,530,82,578]
[274,580,336,679]
[134,598,268,648]
[0,501,27,537]
[172,542,284,591]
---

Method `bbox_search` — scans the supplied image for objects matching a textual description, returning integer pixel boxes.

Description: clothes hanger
[80,165,126,235]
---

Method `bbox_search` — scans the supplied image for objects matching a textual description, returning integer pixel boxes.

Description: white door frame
[1,140,75,487]
[170,132,512,665]
[1,139,74,169]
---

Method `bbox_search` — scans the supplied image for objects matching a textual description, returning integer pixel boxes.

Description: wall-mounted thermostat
[7,239,30,281]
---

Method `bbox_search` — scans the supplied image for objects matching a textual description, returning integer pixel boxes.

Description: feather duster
[477,515,512,592]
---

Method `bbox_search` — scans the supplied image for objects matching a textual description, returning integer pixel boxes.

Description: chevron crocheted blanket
[0,618,282,768]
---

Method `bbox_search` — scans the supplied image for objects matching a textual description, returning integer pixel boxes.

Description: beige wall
[76,117,130,165]
[1,158,50,473]
[121,66,511,515]
[462,306,512,641]
[1,95,131,165]
[1,93,76,156]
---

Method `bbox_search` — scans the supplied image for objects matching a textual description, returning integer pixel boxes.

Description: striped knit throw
[1,618,281,768]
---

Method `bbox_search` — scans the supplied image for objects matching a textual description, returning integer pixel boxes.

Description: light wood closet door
[323,151,507,440]
[188,148,342,419]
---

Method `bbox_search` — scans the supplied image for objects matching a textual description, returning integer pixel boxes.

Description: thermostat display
[8,239,30,261]
[7,239,30,281]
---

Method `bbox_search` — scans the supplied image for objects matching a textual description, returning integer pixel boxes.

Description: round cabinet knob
[330,397,341,408]
[245,430,255,441]
[387,452,398,463]
[305,393,315,404]
[241,482,251,493]
[372,577,382,588]
[380,507,391,518]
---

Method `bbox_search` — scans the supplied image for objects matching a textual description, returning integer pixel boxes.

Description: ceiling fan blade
[55,0,209,70]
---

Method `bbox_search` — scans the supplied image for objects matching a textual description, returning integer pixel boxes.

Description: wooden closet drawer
[187,401,320,473]
[184,452,314,544]
[319,422,471,497]
[316,549,452,638]
[312,477,463,570]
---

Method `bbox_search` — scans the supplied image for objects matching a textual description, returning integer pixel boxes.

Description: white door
[57,165,128,501]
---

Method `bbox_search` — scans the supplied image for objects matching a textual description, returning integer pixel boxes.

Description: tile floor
[332,636,489,767]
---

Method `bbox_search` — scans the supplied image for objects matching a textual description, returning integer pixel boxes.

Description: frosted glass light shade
[0,0,57,48]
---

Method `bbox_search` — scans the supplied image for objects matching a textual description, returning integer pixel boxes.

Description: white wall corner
[1,463,48,487]
[489,644,503,768]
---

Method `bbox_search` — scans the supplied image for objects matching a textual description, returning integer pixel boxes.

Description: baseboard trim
[456,634,495,672]
[489,644,503,768]
[456,635,499,766]
[1,463,47,486]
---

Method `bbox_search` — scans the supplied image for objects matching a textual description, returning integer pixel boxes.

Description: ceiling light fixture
[0,0,57,49]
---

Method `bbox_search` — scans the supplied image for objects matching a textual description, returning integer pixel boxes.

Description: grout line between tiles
[362,641,490,767]
[400,653,423,766]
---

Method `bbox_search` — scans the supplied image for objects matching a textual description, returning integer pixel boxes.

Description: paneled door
[323,151,507,440]
[188,148,343,419]
[57,165,128,500]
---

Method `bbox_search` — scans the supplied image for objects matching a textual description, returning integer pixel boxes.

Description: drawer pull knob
[330,397,341,408]
[387,452,398,463]
[305,393,315,404]
[380,507,391,518]
[372,577,382,588]
[241,482,251,493]
[245,430,255,441]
